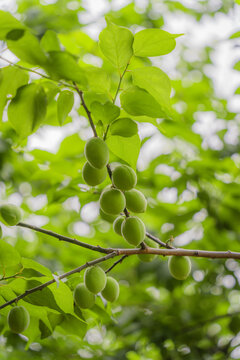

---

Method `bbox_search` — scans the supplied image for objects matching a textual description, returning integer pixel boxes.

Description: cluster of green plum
[6,266,119,334]
[74,265,119,309]
[83,137,149,248]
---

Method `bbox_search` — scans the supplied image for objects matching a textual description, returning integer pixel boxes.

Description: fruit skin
[7,306,30,333]
[112,165,137,191]
[84,137,109,169]
[168,256,191,280]
[113,216,124,236]
[125,189,147,213]
[121,216,146,246]
[84,266,107,294]
[74,283,95,309]
[82,161,107,186]
[100,187,126,215]
[100,209,117,223]
[0,204,22,226]
[138,238,159,262]
[101,277,119,302]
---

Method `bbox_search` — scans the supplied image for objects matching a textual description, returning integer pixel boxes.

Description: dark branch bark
[17,222,111,254]
[105,255,128,273]
[0,252,117,310]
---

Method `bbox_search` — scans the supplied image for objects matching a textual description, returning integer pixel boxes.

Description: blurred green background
[0,0,240,359]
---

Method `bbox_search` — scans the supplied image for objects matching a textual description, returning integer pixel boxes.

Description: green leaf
[40,30,61,52]
[57,90,74,125]
[47,51,87,85]
[110,117,138,137]
[99,18,133,69]
[0,241,21,269]
[48,281,74,314]
[132,66,172,115]
[6,29,25,41]
[57,314,87,338]
[90,101,120,124]
[229,31,240,39]
[133,29,180,57]
[7,31,48,66]
[234,61,240,71]
[85,66,111,93]
[21,258,52,277]
[8,83,47,139]
[120,86,168,118]
[0,66,29,121]
[106,134,140,168]
[235,87,240,94]
[0,11,25,40]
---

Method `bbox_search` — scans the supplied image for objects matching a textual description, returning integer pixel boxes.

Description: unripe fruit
[84,138,109,169]
[74,283,95,309]
[84,266,107,294]
[7,306,30,333]
[121,216,146,246]
[100,209,117,223]
[82,161,107,186]
[125,189,147,213]
[138,238,159,262]
[101,277,119,302]
[168,256,191,280]
[113,216,124,236]
[0,204,22,226]
[100,187,126,215]
[112,165,137,191]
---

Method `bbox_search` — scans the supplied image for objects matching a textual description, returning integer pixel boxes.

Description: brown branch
[115,247,240,259]
[0,55,75,89]
[105,255,128,274]
[0,252,118,311]
[73,82,98,137]
[17,222,111,254]
[146,232,174,249]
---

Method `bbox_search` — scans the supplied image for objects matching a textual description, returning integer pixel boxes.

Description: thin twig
[146,232,174,249]
[0,252,118,311]
[0,55,75,89]
[17,222,111,254]
[113,63,130,104]
[105,255,128,274]
[73,82,98,137]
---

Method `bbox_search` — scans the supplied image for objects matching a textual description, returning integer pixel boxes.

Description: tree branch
[115,247,240,259]
[146,232,174,249]
[0,252,118,311]
[0,55,75,89]
[73,82,98,137]
[105,255,128,274]
[17,222,111,254]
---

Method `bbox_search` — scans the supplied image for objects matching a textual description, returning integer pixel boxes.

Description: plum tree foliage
[0,2,239,358]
